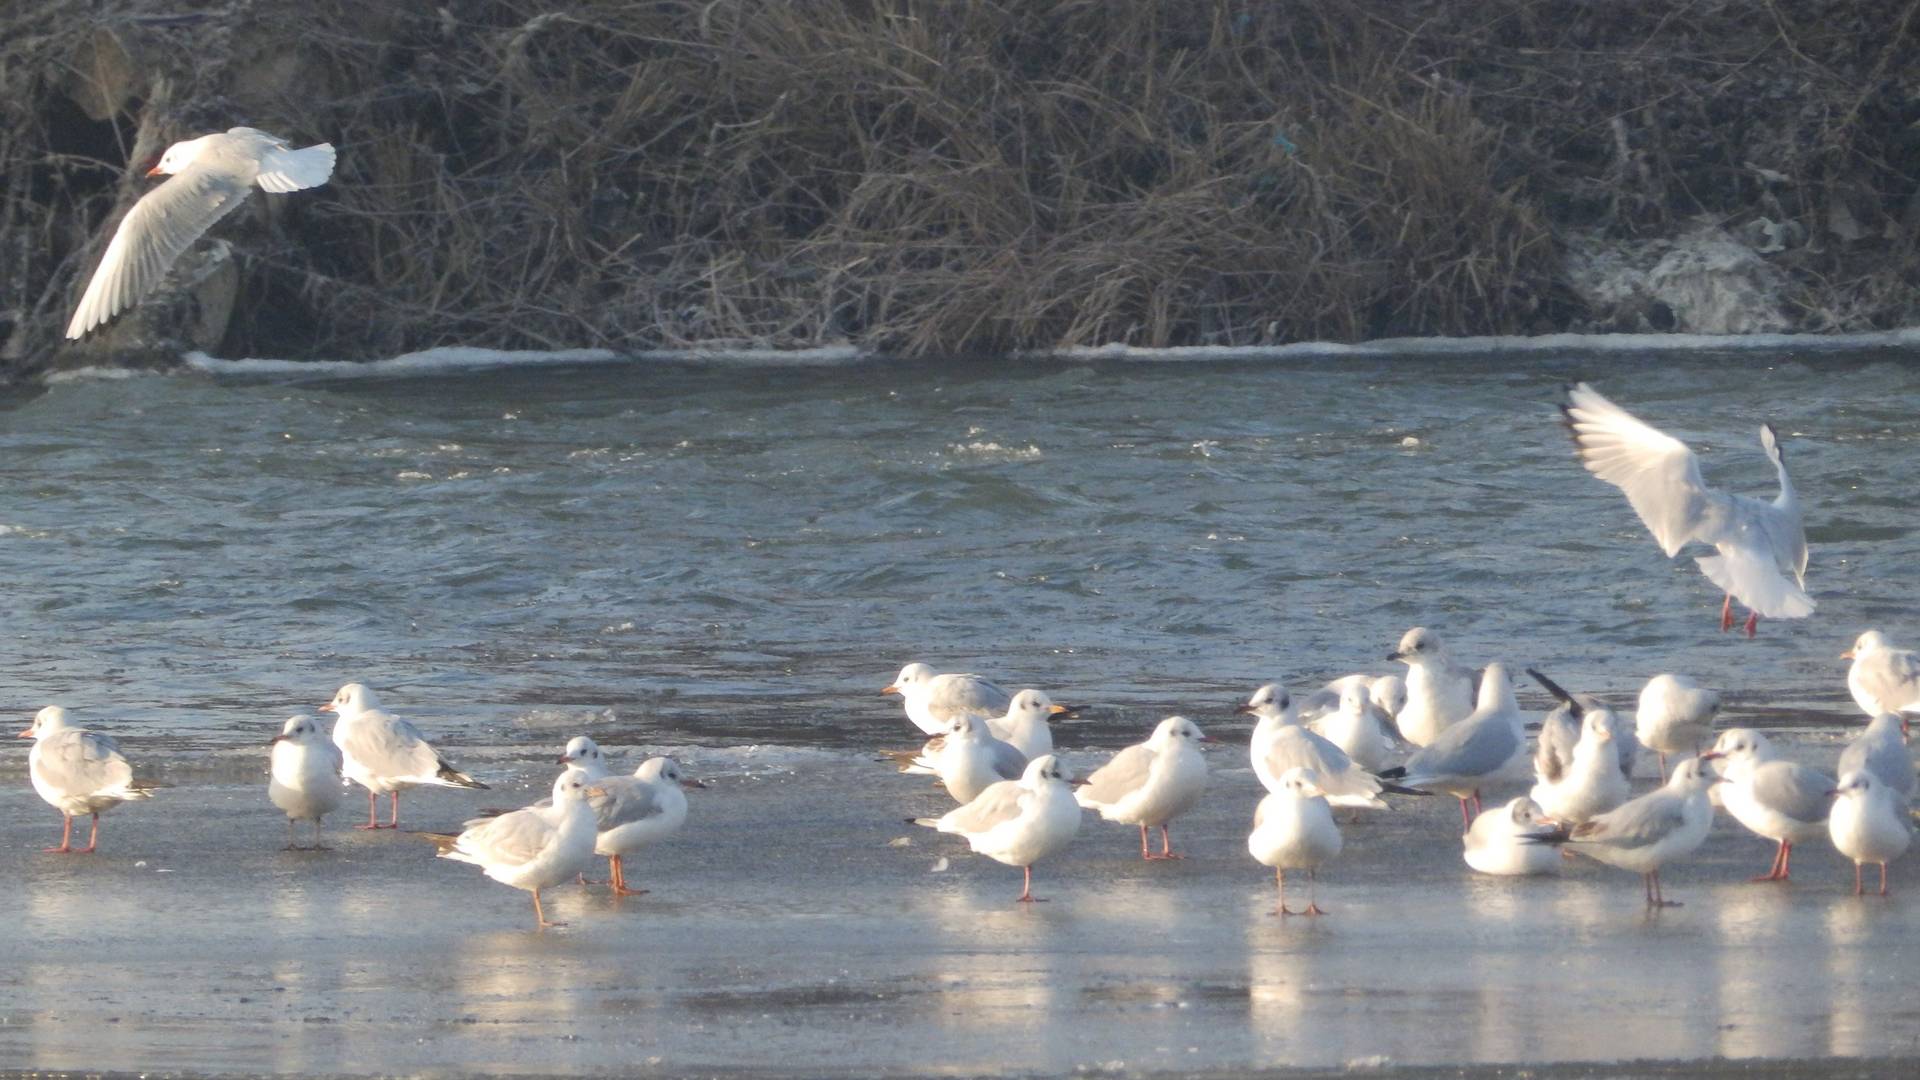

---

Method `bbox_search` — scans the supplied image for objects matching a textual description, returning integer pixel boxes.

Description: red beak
[16,728,32,738]
[319,702,336,712]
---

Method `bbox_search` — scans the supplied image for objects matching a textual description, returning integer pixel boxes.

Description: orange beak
[680,779,708,791]
[319,702,336,712]
[145,164,164,177]
[1839,649,1855,660]
[16,728,32,738]
[1048,704,1068,715]
[880,685,899,696]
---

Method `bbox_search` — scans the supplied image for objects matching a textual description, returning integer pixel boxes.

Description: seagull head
[273,714,323,744]
[559,735,603,767]
[322,682,378,716]
[148,134,218,177]
[1841,630,1888,661]
[18,705,70,739]
[883,662,933,697]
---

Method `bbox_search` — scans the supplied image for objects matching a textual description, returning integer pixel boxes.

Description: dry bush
[5,0,1918,368]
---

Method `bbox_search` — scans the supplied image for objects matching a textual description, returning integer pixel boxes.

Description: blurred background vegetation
[3,0,1917,372]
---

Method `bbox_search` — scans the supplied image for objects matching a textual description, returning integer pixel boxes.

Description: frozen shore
[1,747,1915,1077]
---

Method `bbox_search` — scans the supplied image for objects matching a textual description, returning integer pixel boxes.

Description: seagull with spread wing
[1560,382,1810,637]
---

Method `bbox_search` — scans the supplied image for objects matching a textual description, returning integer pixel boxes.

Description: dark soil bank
[3,1,1918,376]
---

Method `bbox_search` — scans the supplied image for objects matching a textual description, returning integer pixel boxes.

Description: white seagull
[323,682,487,829]
[987,689,1070,760]
[1386,627,1477,746]
[1837,713,1913,808]
[1382,663,1527,827]
[425,768,602,928]
[587,756,703,896]
[885,713,1026,804]
[19,706,159,854]
[1076,716,1211,860]
[1307,682,1403,773]
[1247,767,1343,916]
[1239,683,1390,809]
[1530,703,1631,825]
[269,714,344,850]
[557,735,610,780]
[1828,770,1912,897]
[1528,756,1720,907]
[883,663,1013,736]
[1841,631,1920,717]
[1463,796,1562,877]
[1560,382,1810,636]
[1635,673,1722,779]
[914,754,1083,902]
[1703,728,1834,882]
[66,127,336,339]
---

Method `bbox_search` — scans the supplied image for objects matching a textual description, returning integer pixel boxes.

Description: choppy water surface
[0,348,1914,758]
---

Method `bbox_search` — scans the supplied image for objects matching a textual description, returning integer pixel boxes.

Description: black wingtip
[1526,667,1580,714]
[1373,765,1408,781]
[1519,826,1572,846]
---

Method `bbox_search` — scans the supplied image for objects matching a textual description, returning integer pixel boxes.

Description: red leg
[388,790,400,829]
[1472,791,1483,817]
[1743,612,1758,638]
[357,789,382,830]
[1648,870,1681,907]
[1458,797,1473,829]
[1752,840,1790,882]
[1720,594,1734,632]
[1273,868,1296,917]
[531,888,562,929]
[74,812,100,854]
[610,854,648,897]
[1016,864,1047,903]
[1880,862,1891,897]
[1657,752,1669,783]
[1303,869,1328,916]
[44,814,74,853]
[1159,825,1184,860]
[1138,825,1151,860]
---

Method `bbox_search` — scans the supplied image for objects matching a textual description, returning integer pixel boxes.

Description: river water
[1,346,1912,752]
[0,343,1917,1074]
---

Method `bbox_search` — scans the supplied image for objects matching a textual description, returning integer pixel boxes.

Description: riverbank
[5,1,1919,378]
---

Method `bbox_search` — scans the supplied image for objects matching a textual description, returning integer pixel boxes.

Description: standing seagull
[1837,714,1914,808]
[1383,663,1527,827]
[1560,382,1810,636]
[883,663,1013,737]
[587,756,703,897]
[1828,770,1912,897]
[1076,716,1211,860]
[19,706,159,854]
[1840,631,1920,717]
[1387,627,1477,746]
[1239,683,1391,808]
[914,754,1083,903]
[424,768,602,929]
[1527,756,1720,907]
[323,682,487,829]
[66,127,336,339]
[1704,728,1833,882]
[1247,767,1343,916]
[885,714,1026,804]
[1636,674,1722,780]
[269,714,344,850]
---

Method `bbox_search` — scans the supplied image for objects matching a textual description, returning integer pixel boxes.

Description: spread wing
[589,776,666,830]
[939,779,1026,835]
[1076,743,1155,806]
[1562,383,1715,557]
[66,159,255,338]
[1750,761,1834,825]
[37,730,136,796]
[1534,706,1579,784]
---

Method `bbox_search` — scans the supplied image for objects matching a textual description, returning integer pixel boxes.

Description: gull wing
[939,779,1027,835]
[1562,383,1715,557]
[1076,743,1155,807]
[66,157,255,338]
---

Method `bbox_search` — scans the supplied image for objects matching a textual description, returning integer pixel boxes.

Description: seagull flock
[35,128,1916,927]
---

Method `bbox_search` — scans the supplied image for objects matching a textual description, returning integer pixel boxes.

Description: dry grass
[3,0,1918,367]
